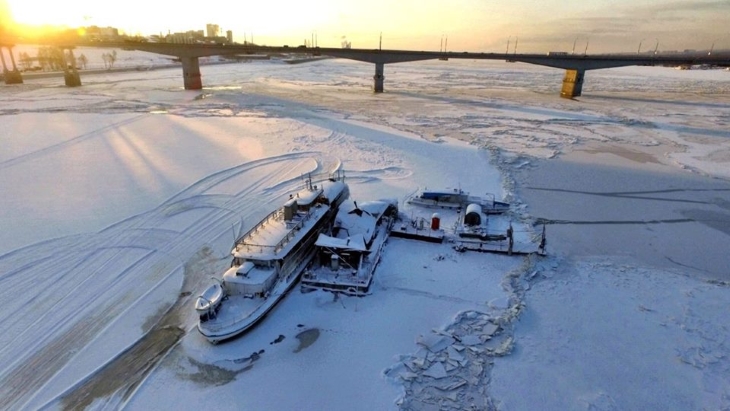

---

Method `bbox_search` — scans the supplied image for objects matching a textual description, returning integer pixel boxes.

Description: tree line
[16,47,117,71]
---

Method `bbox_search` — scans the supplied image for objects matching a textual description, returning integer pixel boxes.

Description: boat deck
[390,220,445,243]
[198,256,306,343]
[453,238,546,256]
[233,206,324,259]
[302,225,389,295]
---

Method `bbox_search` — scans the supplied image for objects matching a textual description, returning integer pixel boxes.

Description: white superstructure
[196,172,349,343]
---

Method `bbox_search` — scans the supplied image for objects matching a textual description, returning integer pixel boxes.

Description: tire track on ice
[0,154,337,409]
[0,114,148,171]
[0,250,159,411]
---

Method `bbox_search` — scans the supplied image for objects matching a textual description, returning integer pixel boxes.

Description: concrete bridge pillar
[181,56,202,90]
[1,46,24,85]
[62,48,81,87]
[560,69,585,98]
[373,62,385,93]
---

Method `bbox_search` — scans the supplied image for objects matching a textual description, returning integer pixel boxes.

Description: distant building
[167,30,205,44]
[84,25,120,41]
[226,30,233,44]
[206,24,220,38]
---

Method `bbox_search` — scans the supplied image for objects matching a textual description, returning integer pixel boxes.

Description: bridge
[2,41,729,98]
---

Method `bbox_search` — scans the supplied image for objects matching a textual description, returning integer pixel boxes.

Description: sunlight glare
[7,0,89,27]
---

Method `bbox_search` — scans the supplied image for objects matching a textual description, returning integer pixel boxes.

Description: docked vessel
[454,203,507,241]
[406,187,509,215]
[301,199,398,296]
[196,171,349,343]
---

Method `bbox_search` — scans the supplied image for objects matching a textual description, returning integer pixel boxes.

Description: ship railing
[273,209,314,253]
[235,208,282,248]
[235,209,314,254]
[307,169,346,185]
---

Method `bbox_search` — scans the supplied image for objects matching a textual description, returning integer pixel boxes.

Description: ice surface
[0,56,728,410]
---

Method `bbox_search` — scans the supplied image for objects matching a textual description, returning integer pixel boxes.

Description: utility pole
[709,39,717,56]
[379,32,382,50]
[572,36,578,55]
[507,223,514,256]
[506,36,511,54]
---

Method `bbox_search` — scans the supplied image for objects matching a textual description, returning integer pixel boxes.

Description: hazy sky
[2,0,729,52]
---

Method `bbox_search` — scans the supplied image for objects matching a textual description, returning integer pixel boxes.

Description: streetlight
[653,38,659,55]
[572,36,578,55]
[637,38,645,54]
[583,37,590,56]
[506,36,511,54]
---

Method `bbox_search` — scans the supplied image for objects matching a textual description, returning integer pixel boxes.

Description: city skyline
[2,0,729,53]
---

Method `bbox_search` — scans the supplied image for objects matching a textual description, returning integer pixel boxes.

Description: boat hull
[197,258,308,343]
[406,195,509,214]
[197,177,348,344]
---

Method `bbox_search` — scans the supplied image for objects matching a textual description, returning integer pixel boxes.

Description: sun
[5,0,90,28]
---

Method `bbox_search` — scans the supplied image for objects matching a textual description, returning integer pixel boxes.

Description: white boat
[197,172,349,343]
[194,281,224,322]
[406,187,509,215]
[301,199,398,296]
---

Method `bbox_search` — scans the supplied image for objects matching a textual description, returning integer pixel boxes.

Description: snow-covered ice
[0,50,729,410]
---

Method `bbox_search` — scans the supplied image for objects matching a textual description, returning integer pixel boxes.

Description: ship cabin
[224,177,350,299]
[313,199,397,273]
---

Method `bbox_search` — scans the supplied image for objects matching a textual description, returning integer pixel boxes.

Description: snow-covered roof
[292,186,322,206]
[323,181,348,203]
[354,199,397,219]
[315,233,368,252]
[223,262,277,285]
[465,203,482,216]
[335,202,378,243]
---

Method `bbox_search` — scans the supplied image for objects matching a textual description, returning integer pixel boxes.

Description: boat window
[251,259,273,268]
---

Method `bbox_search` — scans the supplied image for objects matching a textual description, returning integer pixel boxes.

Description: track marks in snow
[0,114,148,171]
[0,154,340,409]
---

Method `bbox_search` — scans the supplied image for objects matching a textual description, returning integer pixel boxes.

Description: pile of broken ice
[385,310,515,410]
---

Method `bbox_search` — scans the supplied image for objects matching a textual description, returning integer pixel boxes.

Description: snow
[315,233,368,252]
[0,54,729,410]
